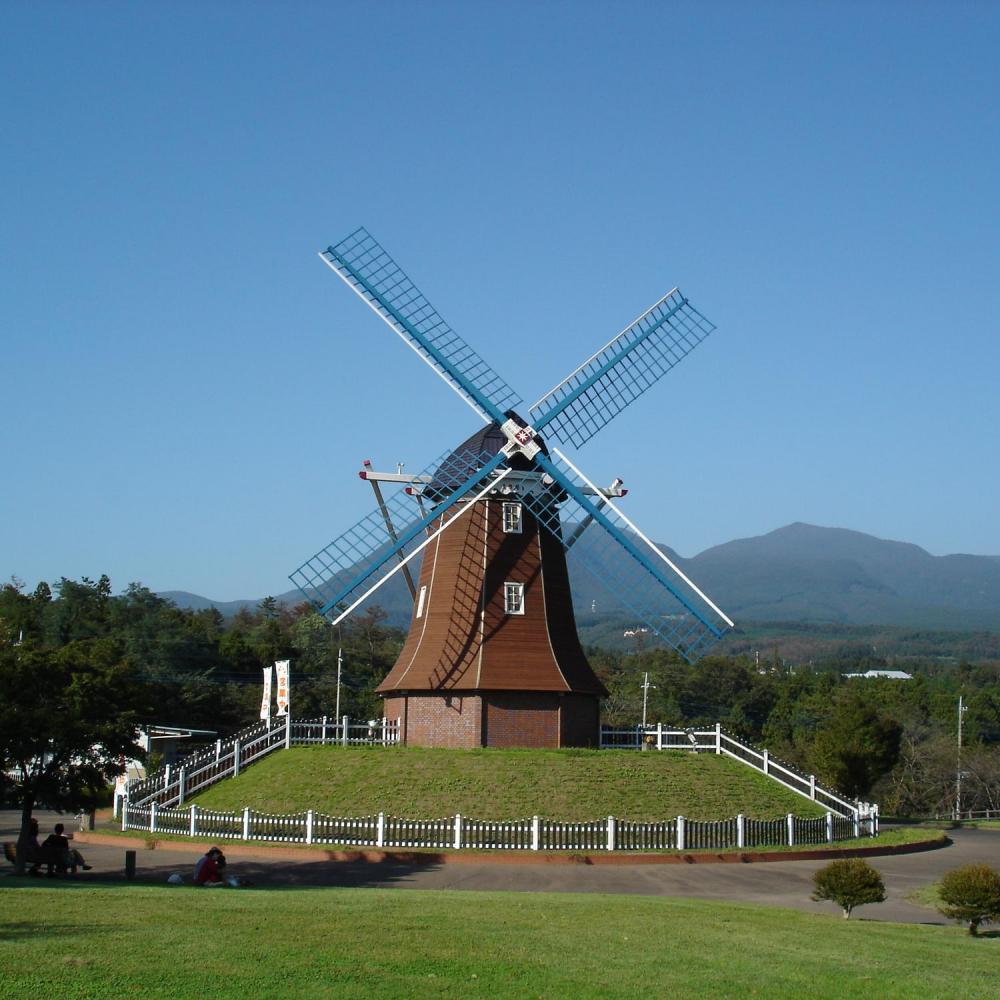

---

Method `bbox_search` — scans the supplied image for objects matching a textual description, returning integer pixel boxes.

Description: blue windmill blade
[320,227,519,425]
[528,289,716,449]
[526,449,733,662]
[291,448,510,624]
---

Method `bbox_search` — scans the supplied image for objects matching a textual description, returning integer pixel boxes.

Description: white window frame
[502,502,523,534]
[504,581,525,616]
[415,585,427,619]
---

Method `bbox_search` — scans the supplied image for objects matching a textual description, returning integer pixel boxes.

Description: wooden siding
[377,498,606,697]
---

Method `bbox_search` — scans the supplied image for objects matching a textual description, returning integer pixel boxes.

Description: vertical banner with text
[275,660,290,716]
[260,665,273,721]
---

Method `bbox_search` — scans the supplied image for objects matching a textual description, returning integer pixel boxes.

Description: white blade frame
[328,468,513,626]
[553,447,735,628]
[319,252,491,425]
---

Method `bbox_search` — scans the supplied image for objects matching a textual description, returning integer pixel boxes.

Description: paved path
[6,810,999,925]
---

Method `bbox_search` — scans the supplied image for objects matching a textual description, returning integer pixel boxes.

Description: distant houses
[844,669,913,680]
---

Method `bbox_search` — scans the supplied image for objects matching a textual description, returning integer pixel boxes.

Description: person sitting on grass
[41,823,91,875]
[193,846,227,887]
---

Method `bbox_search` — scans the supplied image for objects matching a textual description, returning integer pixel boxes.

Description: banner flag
[260,665,273,721]
[275,660,290,716]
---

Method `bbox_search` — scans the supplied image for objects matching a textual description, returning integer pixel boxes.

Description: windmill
[291,228,734,748]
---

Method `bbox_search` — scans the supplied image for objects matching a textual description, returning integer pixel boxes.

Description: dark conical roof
[426,415,549,501]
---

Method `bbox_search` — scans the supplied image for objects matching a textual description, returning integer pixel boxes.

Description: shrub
[811,858,886,919]
[937,864,1000,936]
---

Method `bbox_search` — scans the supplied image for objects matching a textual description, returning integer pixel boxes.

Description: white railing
[599,722,875,821]
[122,715,874,827]
[121,803,878,850]
[946,808,1000,821]
[122,716,401,811]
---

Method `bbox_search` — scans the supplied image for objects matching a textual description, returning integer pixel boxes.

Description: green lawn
[191,746,829,821]
[1,882,997,999]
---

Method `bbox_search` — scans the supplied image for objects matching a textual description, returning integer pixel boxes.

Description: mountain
[160,523,1000,631]
[686,523,1000,628]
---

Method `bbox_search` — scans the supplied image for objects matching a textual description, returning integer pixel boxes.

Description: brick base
[382,692,600,749]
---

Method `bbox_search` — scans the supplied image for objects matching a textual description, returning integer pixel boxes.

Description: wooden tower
[375,424,608,749]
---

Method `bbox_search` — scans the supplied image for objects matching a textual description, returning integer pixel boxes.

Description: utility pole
[641,672,656,728]
[956,695,967,819]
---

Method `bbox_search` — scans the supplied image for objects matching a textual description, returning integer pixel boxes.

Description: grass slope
[192,746,828,821]
[2,883,998,1000]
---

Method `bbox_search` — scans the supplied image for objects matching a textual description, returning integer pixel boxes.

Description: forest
[2,575,999,817]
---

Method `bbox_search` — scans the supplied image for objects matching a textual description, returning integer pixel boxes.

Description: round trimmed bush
[937,864,1000,936]
[811,858,886,919]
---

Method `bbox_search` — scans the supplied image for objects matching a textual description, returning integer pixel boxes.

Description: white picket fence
[121,716,874,826]
[121,802,875,851]
[600,723,872,820]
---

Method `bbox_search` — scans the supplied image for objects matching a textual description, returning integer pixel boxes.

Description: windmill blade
[290,448,509,624]
[320,227,519,424]
[529,289,715,449]
[526,450,733,662]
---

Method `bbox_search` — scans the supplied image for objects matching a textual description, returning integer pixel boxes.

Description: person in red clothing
[193,847,226,886]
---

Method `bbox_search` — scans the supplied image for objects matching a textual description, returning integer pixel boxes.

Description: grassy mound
[3,883,998,999]
[191,745,829,821]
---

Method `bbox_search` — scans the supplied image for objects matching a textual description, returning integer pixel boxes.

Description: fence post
[677,816,686,851]
[656,723,663,751]
[715,722,722,755]
[189,804,197,837]
[285,713,292,750]
[809,774,816,800]
[606,815,616,852]
[150,802,157,834]
[853,812,860,839]
[306,809,314,845]
[786,813,795,846]
[177,768,186,806]
[736,813,745,849]
[242,806,250,841]
[321,716,327,745]
[531,815,540,851]
[233,740,241,778]
[342,715,349,746]
[376,812,385,848]
[121,802,128,832]
[762,749,769,775]
[454,814,462,850]
[215,739,222,763]
[826,812,834,843]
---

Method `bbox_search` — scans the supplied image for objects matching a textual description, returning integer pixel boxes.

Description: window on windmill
[415,585,427,619]
[502,502,522,534]
[504,582,525,615]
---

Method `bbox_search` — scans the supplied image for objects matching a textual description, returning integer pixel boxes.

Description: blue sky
[2,1,998,600]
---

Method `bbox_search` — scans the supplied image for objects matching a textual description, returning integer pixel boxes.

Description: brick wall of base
[382,692,601,749]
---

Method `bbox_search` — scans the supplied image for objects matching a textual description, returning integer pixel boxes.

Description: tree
[0,636,148,873]
[809,691,902,799]
[937,864,1000,936]
[811,859,886,919]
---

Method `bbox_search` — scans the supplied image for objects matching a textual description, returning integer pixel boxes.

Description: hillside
[162,522,1000,632]
[190,745,827,821]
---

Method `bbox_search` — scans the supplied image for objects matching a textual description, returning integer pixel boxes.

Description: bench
[2,839,66,875]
